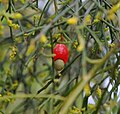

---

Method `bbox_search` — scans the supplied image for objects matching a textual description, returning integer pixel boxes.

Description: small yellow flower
[26,23,32,28]
[70,106,81,114]
[77,44,84,52]
[104,27,109,32]
[26,40,36,56]
[67,17,78,25]
[93,19,100,24]
[40,34,47,43]
[54,79,59,83]
[107,13,116,20]
[12,13,22,19]
[58,73,62,77]
[108,43,115,48]
[7,19,13,26]
[20,0,25,4]
[96,86,102,98]
[0,25,4,30]
[24,33,29,37]
[12,80,18,88]
[0,31,3,36]
[84,83,91,96]
[88,104,96,110]
[107,2,120,20]
[12,24,20,30]
[95,11,103,20]
[77,34,85,52]
[108,2,120,14]
[47,44,51,48]
[12,46,17,52]
[15,37,22,43]
[9,46,17,60]
[53,33,61,39]
[84,14,91,25]
[73,40,79,48]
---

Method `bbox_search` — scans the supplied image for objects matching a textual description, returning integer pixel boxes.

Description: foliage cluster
[0,0,120,114]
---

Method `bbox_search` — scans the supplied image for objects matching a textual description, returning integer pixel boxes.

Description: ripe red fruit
[53,44,69,64]
[53,44,69,71]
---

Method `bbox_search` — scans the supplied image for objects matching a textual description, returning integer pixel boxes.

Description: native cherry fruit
[53,44,69,71]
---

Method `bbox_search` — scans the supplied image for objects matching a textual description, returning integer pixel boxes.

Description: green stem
[0,94,65,101]
[37,0,50,26]
[102,19,120,31]
[85,26,103,50]
[36,0,38,8]
[8,0,13,42]
[86,57,102,64]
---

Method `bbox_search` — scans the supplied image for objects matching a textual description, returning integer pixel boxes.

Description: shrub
[0,0,120,114]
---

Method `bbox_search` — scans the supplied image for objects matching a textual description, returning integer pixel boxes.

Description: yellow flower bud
[96,86,102,98]
[104,27,109,32]
[108,2,120,14]
[26,40,36,56]
[26,23,32,28]
[9,46,17,60]
[7,19,13,26]
[0,25,4,30]
[12,24,20,30]
[88,104,96,110]
[40,34,47,43]
[70,106,81,114]
[93,19,100,24]
[107,2,120,20]
[77,44,84,52]
[53,33,61,39]
[67,17,78,25]
[12,80,18,88]
[47,44,51,48]
[73,41,79,48]
[108,43,115,48]
[95,11,103,20]
[20,0,25,4]
[0,24,4,36]
[84,14,91,25]
[84,83,91,96]
[13,13,22,19]
[107,13,115,20]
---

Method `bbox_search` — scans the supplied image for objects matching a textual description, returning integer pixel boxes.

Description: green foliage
[0,0,120,114]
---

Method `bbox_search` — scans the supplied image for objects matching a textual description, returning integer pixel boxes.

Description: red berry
[53,44,69,64]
